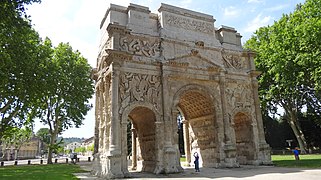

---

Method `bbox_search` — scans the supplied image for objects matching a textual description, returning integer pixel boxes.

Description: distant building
[65,142,82,153]
[82,136,94,156]
[1,136,42,161]
[18,136,42,159]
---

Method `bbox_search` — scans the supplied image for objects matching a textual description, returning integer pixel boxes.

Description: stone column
[131,126,137,170]
[94,83,100,154]
[154,121,165,174]
[250,71,271,164]
[109,65,121,155]
[121,121,129,176]
[102,64,123,178]
[219,70,238,167]
[103,76,109,151]
[182,120,191,166]
[251,77,266,143]
[219,71,232,144]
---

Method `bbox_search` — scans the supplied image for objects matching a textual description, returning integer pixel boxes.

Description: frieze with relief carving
[119,72,161,113]
[164,14,213,34]
[119,36,160,57]
[225,83,252,111]
[222,51,246,70]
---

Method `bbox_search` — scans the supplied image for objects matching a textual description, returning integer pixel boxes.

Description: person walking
[293,147,300,161]
[193,152,200,172]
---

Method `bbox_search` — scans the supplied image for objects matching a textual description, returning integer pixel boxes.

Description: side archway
[121,102,160,173]
[232,112,255,164]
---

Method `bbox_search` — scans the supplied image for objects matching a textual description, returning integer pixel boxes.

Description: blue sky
[26,0,305,138]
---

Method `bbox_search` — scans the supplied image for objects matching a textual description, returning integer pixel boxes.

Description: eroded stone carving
[222,51,245,70]
[225,83,252,110]
[165,14,213,34]
[119,72,161,113]
[119,36,160,57]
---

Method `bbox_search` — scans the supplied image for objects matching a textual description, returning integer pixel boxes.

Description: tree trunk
[47,133,57,164]
[288,110,307,154]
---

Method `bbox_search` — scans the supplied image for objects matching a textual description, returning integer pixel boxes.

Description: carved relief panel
[119,36,160,57]
[222,51,248,70]
[164,14,213,34]
[119,72,161,114]
[225,82,253,111]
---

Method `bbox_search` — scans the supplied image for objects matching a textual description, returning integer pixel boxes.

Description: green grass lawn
[0,164,87,180]
[272,154,321,168]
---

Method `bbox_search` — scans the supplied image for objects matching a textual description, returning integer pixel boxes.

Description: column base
[258,143,273,165]
[92,152,126,179]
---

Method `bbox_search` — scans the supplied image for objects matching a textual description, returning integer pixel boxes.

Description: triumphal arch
[92,3,271,179]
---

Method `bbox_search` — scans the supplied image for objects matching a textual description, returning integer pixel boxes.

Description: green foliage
[244,0,321,152]
[1,127,33,160]
[74,146,86,154]
[87,144,94,152]
[36,128,50,145]
[33,40,94,132]
[29,40,94,163]
[0,0,46,139]
[272,154,321,168]
[0,164,87,180]
[263,116,295,149]
[245,0,321,119]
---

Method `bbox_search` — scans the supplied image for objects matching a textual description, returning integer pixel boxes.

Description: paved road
[75,162,321,180]
[1,156,90,166]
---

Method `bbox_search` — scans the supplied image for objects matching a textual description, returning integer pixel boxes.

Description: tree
[75,146,86,155]
[1,127,32,160]
[32,41,94,164]
[244,0,321,153]
[36,128,50,154]
[0,0,47,140]
[36,128,50,145]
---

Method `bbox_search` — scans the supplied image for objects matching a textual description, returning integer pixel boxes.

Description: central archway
[128,106,156,172]
[174,86,218,168]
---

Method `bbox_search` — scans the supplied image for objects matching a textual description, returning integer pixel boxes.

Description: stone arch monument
[92,3,271,179]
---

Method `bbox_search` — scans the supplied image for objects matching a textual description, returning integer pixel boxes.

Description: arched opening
[128,106,156,172]
[177,113,185,156]
[177,90,217,167]
[234,112,255,164]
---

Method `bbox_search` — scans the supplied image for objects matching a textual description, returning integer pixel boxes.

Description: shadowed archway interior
[178,90,218,167]
[128,106,156,172]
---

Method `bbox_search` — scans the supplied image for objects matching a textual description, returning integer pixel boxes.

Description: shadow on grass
[0,164,87,180]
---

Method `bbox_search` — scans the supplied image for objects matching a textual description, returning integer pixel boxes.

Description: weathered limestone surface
[92,3,272,179]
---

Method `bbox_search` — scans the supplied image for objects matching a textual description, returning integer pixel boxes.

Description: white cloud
[244,13,272,32]
[224,6,240,17]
